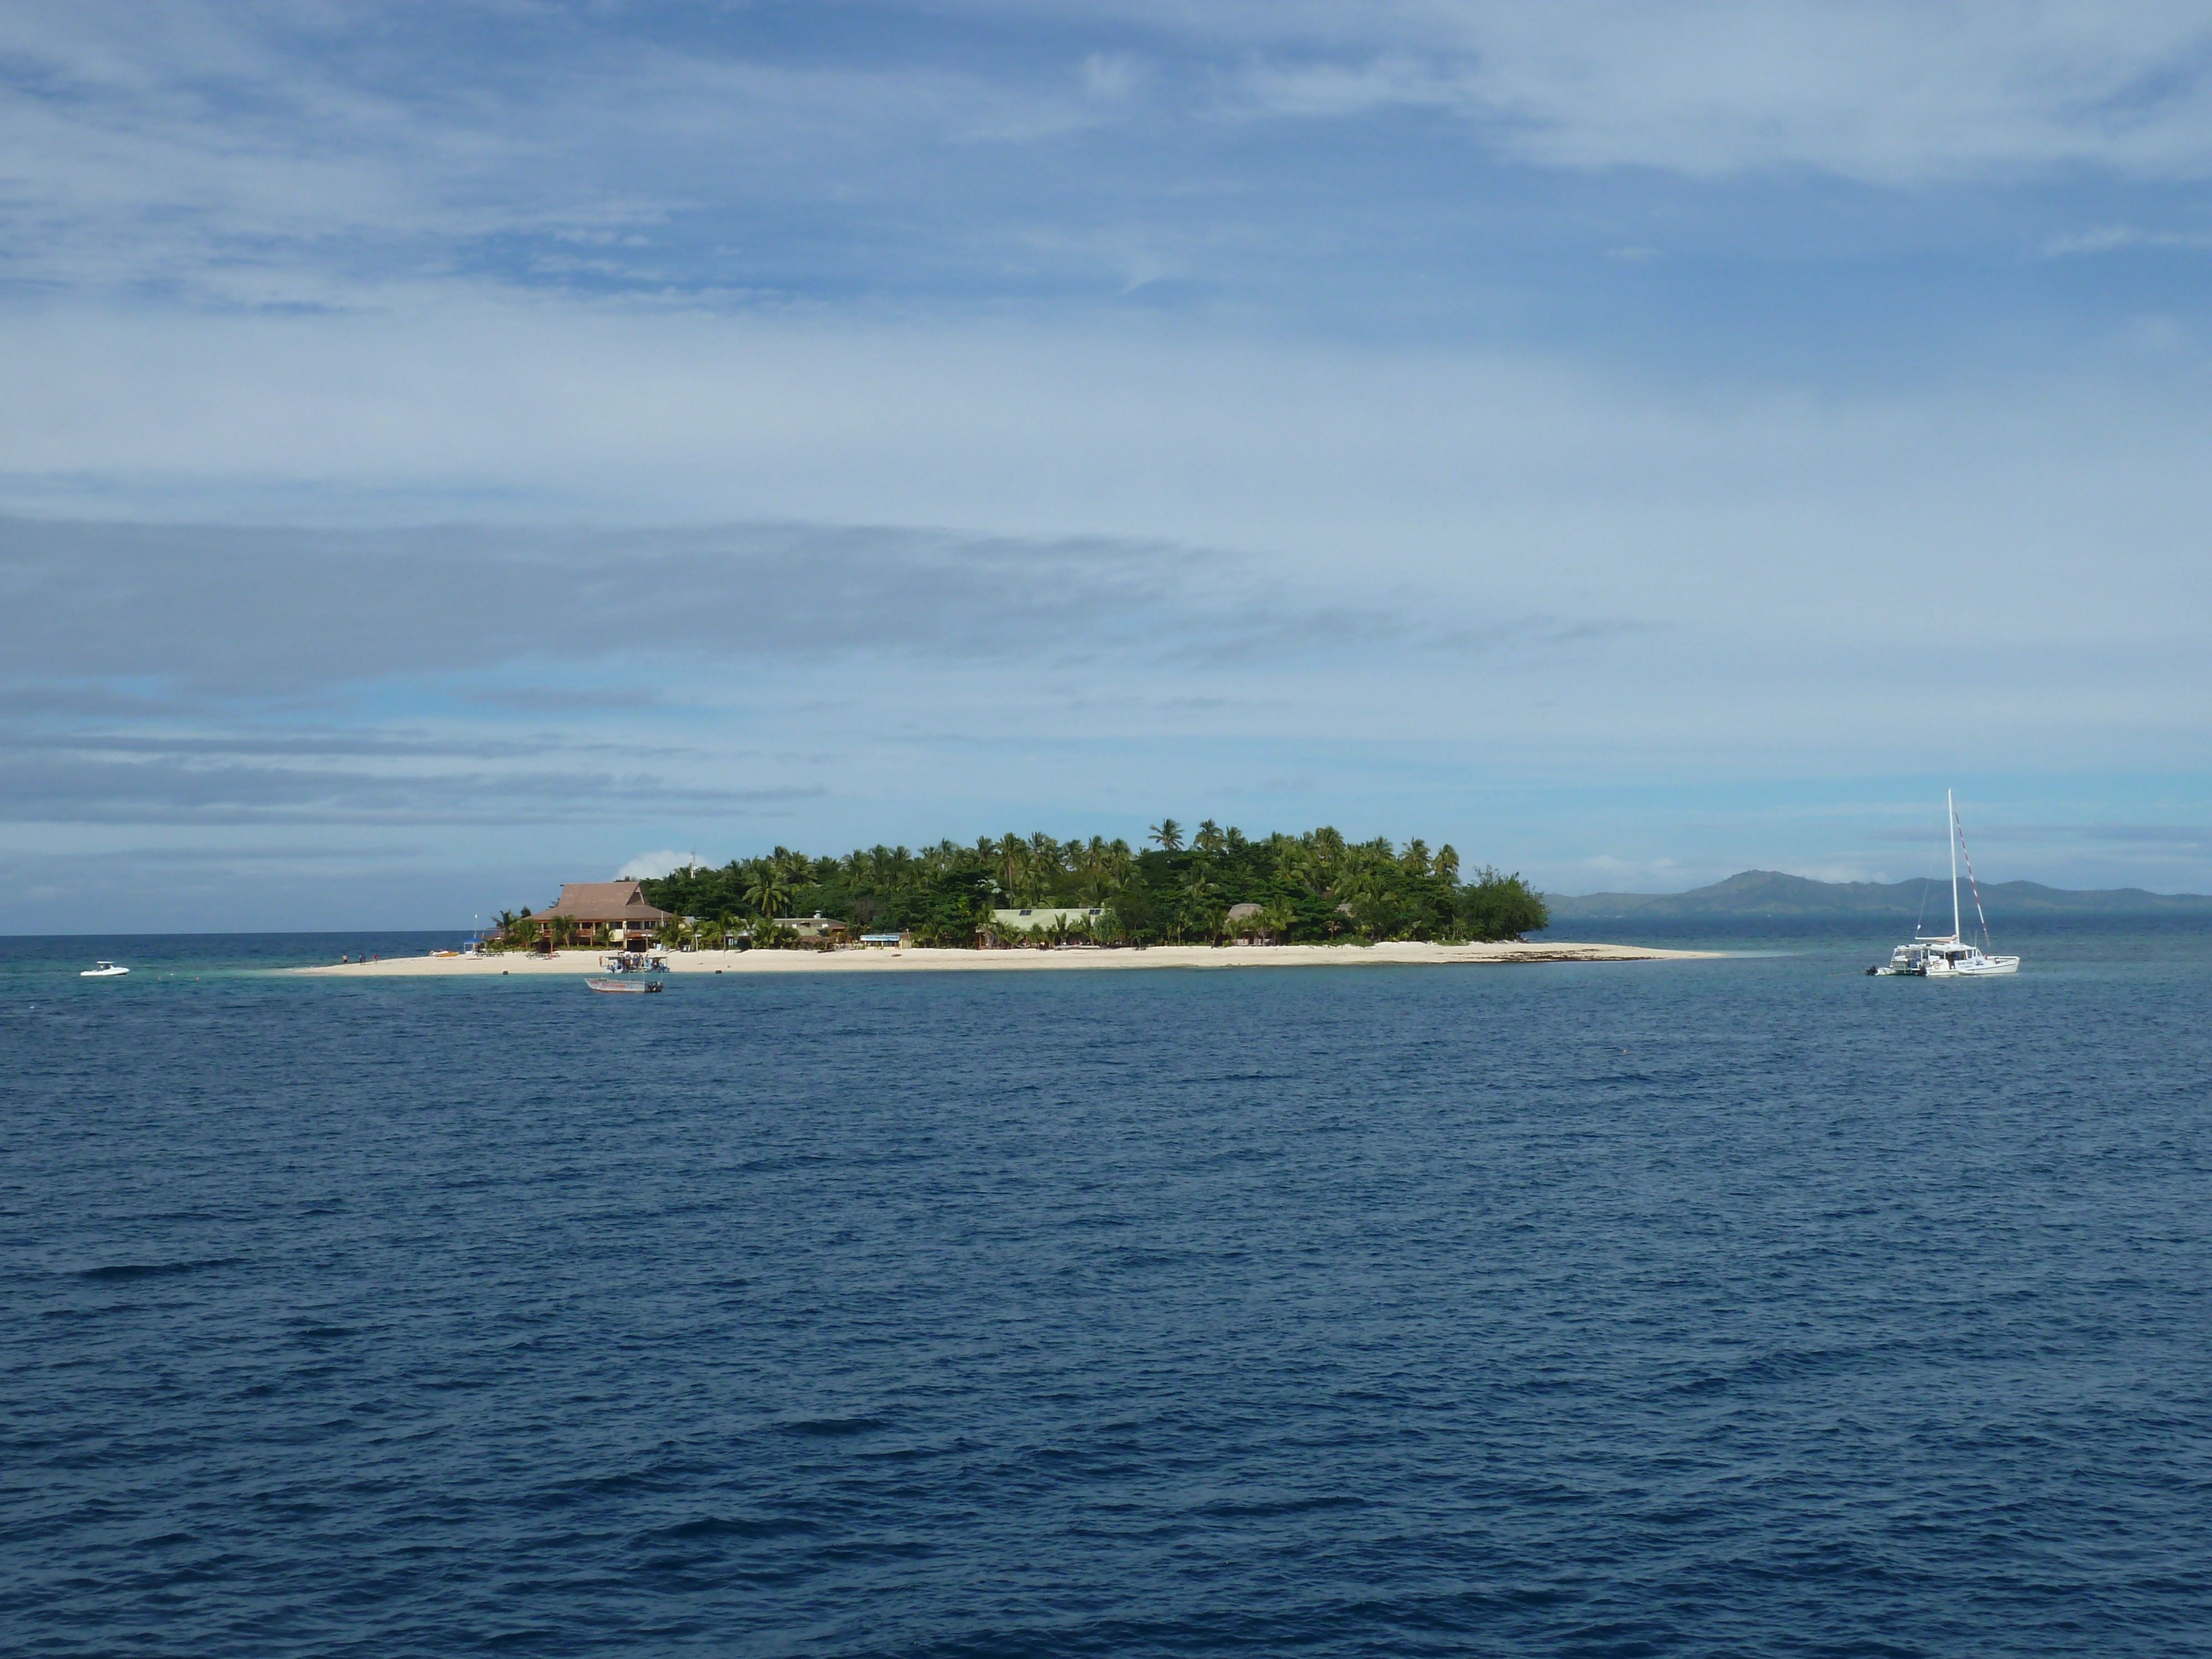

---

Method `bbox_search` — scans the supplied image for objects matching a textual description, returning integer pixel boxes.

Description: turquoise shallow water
[3,923,2209,1656]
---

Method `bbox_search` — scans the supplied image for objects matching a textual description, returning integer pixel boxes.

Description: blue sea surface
[3,924,2209,1656]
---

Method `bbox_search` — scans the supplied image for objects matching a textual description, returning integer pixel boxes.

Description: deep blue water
[4,925,2209,1656]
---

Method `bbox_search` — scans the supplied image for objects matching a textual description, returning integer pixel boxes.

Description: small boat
[1870,792,2021,977]
[597,950,669,974]
[80,961,130,978]
[587,977,662,994]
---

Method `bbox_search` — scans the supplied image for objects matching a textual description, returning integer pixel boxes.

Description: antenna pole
[1948,789,1961,941]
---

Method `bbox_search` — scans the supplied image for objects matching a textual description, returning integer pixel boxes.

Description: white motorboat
[1870,792,2020,977]
[587,977,662,994]
[80,961,129,978]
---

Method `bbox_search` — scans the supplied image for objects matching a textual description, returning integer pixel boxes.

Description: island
[294,821,1717,975]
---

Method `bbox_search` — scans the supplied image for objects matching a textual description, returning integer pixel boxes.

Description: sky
[4,0,2211,932]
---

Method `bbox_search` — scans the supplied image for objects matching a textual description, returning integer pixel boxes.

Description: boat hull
[586,977,662,994]
[1926,956,2020,977]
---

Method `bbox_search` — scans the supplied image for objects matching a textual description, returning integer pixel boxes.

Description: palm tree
[1194,819,1225,854]
[1178,866,1212,942]
[994,832,1026,899]
[744,867,792,922]
[1078,836,1114,902]
[1336,865,1387,936]
[1434,844,1460,883]
[1017,833,1059,904]
[1149,818,1183,852]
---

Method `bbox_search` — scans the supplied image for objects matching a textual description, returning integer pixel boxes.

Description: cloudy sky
[4,1,2211,931]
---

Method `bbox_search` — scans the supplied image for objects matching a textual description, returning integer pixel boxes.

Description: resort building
[775,914,849,941]
[533,881,674,947]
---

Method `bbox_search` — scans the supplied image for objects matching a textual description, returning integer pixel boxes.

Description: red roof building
[533,881,673,942]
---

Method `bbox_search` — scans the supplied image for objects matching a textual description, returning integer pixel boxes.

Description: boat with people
[1869,791,2021,977]
[80,961,129,978]
[587,977,662,994]
[597,950,669,975]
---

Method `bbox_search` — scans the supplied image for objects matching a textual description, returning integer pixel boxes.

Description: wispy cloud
[9,0,2212,325]
[0,515,1459,696]
[457,687,671,713]
[59,842,436,865]
[1953,821,2210,848]
[1189,3,2212,184]
[2039,225,2212,257]
[3,513,1612,848]
[0,750,816,826]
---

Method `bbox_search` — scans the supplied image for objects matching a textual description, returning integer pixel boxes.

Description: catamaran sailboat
[1870,792,2021,977]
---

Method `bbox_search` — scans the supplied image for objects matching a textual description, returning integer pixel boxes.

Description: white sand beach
[293,941,1712,977]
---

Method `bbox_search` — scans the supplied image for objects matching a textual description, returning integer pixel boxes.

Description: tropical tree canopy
[632,823,1547,946]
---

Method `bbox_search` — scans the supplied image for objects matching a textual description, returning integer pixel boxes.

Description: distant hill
[1544,868,2212,919]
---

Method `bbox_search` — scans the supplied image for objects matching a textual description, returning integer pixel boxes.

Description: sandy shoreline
[289,941,1714,977]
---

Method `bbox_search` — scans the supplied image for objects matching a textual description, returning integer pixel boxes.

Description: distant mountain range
[1544,869,2212,919]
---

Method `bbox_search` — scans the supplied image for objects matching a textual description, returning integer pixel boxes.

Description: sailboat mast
[1948,789,1961,940]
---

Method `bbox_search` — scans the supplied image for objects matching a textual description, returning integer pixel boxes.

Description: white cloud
[1455,1,2212,183]
[1123,0,2212,183]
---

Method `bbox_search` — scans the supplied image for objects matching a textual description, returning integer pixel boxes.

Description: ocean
[3,920,2208,1656]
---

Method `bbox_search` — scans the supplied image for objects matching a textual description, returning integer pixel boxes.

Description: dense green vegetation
[634,819,1547,947]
